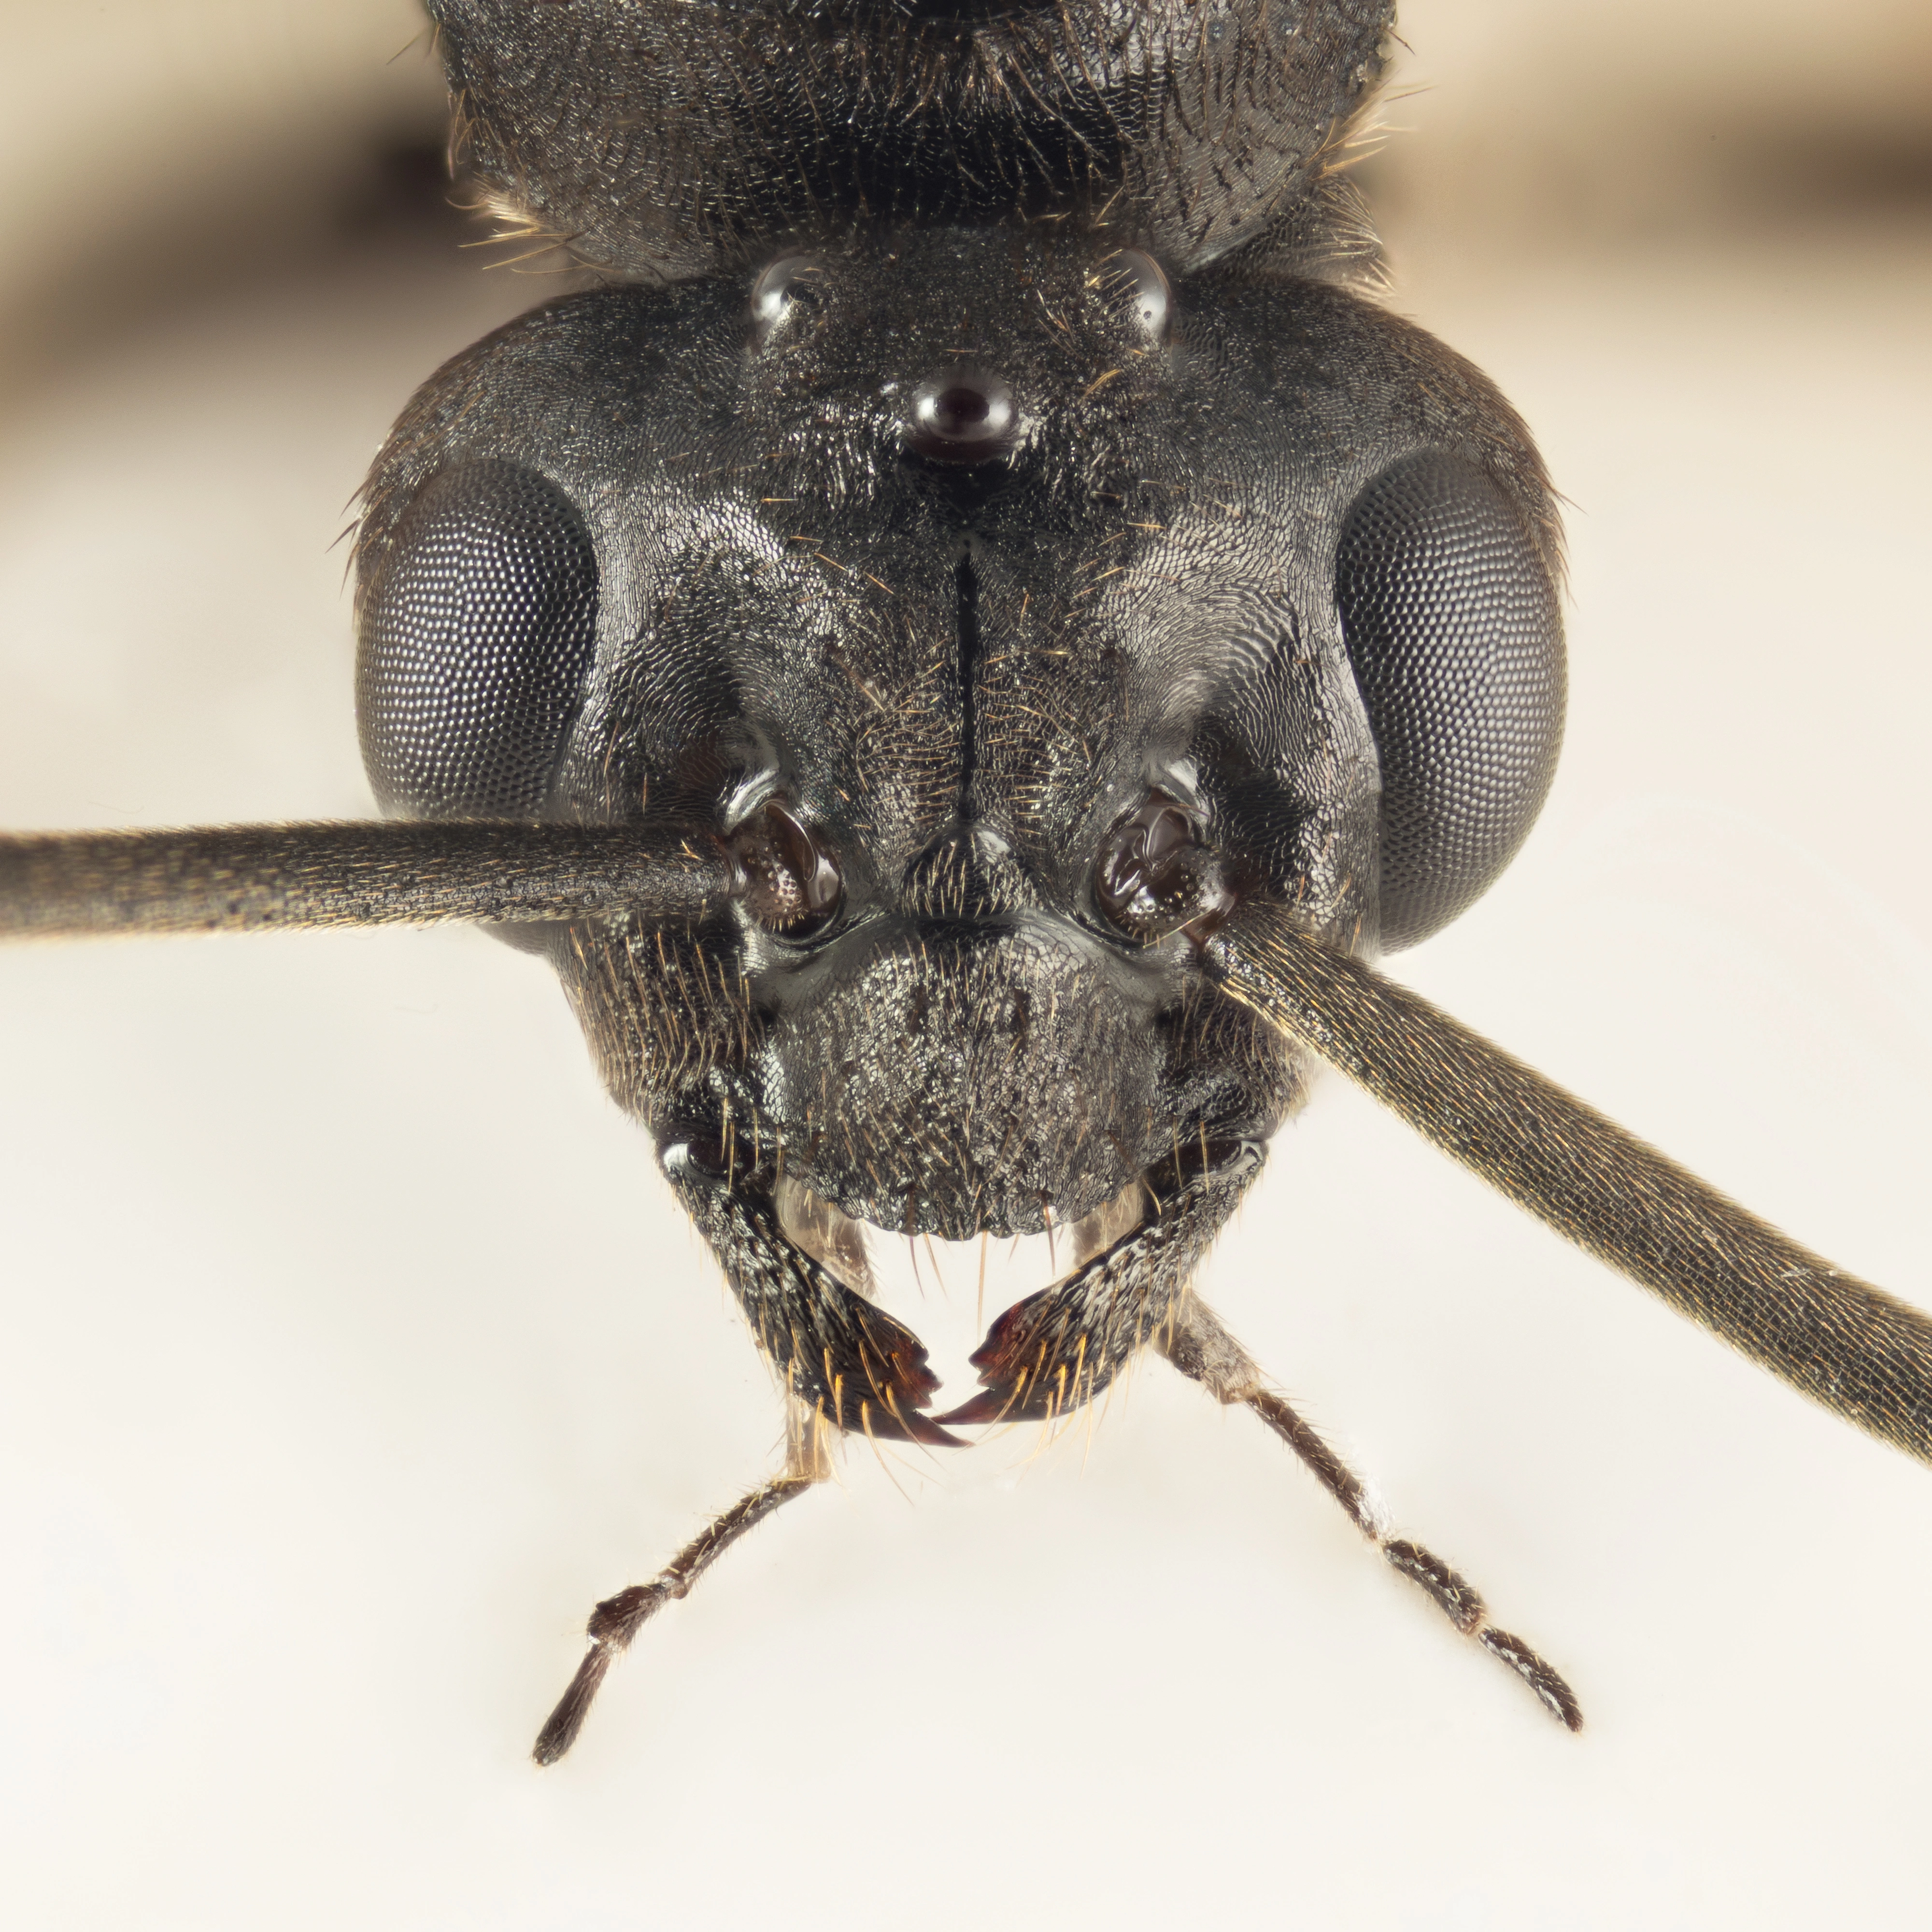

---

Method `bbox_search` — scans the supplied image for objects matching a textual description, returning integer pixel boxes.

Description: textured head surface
[357,222,1560,1236]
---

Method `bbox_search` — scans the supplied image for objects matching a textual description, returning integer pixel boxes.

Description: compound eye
[1335,450,1565,950]
[356,459,598,819]
[907,370,1018,465]
[1094,249,1170,340]
[750,254,827,342]
[1093,795,1233,942]
[727,799,844,939]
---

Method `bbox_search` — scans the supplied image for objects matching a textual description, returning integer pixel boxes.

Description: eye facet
[906,370,1018,464]
[1093,795,1233,942]
[750,254,827,341]
[1335,449,1565,951]
[727,799,844,938]
[1094,248,1170,340]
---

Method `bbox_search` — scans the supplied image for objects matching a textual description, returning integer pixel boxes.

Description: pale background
[1,3,1929,1926]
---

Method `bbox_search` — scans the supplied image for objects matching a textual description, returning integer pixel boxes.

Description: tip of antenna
[531,1643,616,1766]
